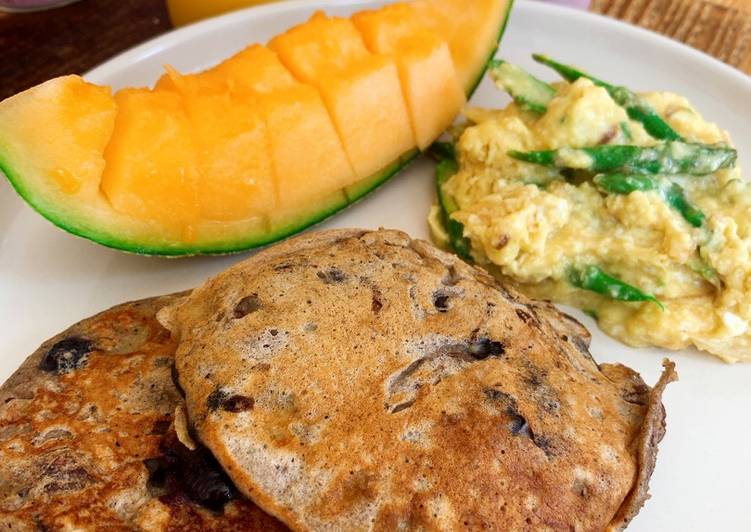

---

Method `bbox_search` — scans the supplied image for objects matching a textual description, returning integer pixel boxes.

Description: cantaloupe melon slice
[0,76,115,205]
[269,12,415,180]
[352,3,465,150]
[201,44,357,238]
[0,76,227,252]
[0,0,513,255]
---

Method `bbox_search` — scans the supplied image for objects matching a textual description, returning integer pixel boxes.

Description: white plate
[1,1,750,529]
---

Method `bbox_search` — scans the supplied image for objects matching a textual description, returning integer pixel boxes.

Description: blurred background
[1,0,750,100]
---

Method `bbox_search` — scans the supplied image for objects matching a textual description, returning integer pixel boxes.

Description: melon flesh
[269,12,415,179]
[0,76,115,207]
[161,67,276,222]
[0,77,191,252]
[352,3,465,150]
[207,45,353,216]
[412,0,512,92]
[101,88,201,237]
[208,44,295,93]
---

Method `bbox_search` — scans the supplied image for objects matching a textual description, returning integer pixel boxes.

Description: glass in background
[167,0,281,27]
[165,0,591,27]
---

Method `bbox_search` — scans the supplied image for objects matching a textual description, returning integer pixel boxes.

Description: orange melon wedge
[352,3,466,150]
[100,88,202,236]
[160,66,277,224]
[207,45,355,221]
[412,0,514,93]
[269,12,415,180]
[0,0,514,255]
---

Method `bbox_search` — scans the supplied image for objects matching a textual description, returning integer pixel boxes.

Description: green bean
[435,156,472,261]
[619,121,633,142]
[568,265,664,308]
[594,173,706,227]
[663,183,706,227]
[429,141,456,161]
[489,59,556,114]
[593,173,656,194]
[509,142,736,176]
[689,257,720,287]
[532,54,682,141]
[583,309,599,320]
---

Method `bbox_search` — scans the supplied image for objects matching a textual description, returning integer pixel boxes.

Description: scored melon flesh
[269,12,415,179]
[412,0,513,92]
[160,67,276,223]
[210,43,297,93]
[0,76,194,252]
[101,88,201,237]
[207,45,353,215]
[0,76,115,209]
[352,3,465,150]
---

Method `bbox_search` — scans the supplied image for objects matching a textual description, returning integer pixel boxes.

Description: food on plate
[0,294,286,530]
[531,54,683,141]
[488,59,556,114]
[160,228,676,530]
[269,11,418,179]
[509,142,735,176]
[429,55,751,362]
[351,3,465,150]
[0,0,512,256]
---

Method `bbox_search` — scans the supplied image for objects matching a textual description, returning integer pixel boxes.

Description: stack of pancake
[0,229,675,531]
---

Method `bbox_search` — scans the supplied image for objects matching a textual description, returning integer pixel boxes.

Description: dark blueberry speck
[509,414,532,437]
[206,388,229,412]
[468,338,505,359]
[432,292,450,312]
[147,431,237,511]
[207,388,254,413]
[222,395,255,413]
[233,294,261,319]
[317,267,347,284]
[39,337,94,374]
[371,287,383,313]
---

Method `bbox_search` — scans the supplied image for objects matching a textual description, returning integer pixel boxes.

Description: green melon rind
[465,0,515,96]
[0,147,266,255]
[1,0,513,256]
[1,156,171,255]
[344,148,420,201]
[0,148,417,256]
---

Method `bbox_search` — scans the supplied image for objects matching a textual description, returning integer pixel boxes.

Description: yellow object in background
[167,0,280,26]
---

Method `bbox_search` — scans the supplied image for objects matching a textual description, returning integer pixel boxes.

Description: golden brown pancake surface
[163,229,676,531]
[0,294,286,531]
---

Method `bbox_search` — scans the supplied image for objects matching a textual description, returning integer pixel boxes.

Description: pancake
[0,294,286,531]
[162,228,677,531]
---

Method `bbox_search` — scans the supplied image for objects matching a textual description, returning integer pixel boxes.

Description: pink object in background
[533,0,591,9]
[0,0,82,12]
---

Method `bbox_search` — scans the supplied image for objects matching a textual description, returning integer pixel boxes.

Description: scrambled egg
[431,78,751,362]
